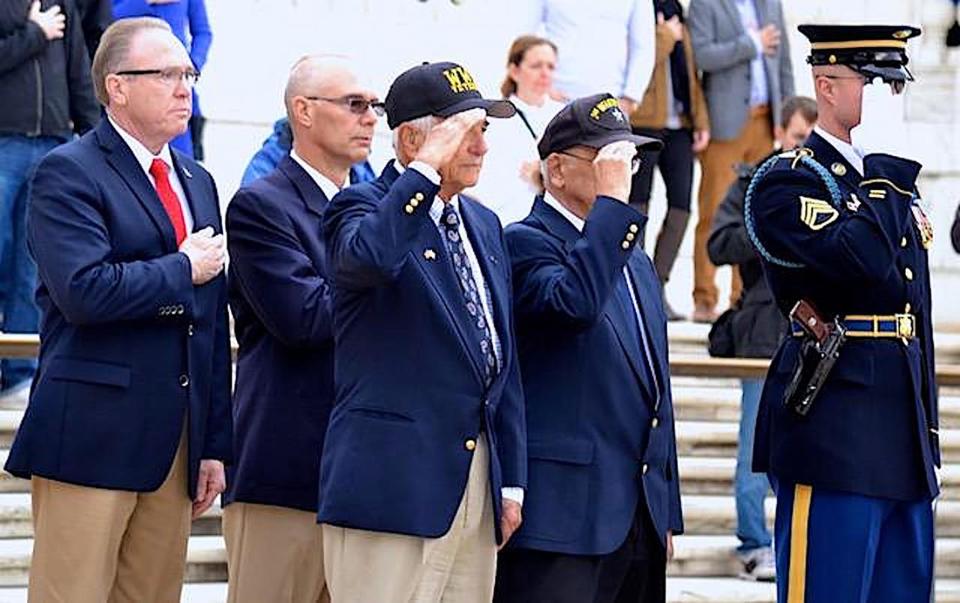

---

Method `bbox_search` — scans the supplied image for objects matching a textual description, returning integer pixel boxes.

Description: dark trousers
[494,502,666,603]
[629,127,693,213]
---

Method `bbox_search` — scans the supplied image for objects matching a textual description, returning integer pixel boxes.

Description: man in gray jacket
[687,0,794,323]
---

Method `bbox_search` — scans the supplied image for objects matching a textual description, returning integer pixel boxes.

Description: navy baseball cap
[538,93,663,159]
[384,61,516,129]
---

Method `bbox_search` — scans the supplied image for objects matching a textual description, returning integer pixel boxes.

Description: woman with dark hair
[629,0,710,320]
[468,35,564,225]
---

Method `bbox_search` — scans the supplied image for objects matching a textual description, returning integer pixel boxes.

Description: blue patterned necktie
[440,203,498,388]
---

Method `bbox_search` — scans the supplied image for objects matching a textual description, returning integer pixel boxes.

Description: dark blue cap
[537,93,662,160]
[384,61,516,129]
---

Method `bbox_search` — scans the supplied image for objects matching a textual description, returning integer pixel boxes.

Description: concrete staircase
[1,323,959,602]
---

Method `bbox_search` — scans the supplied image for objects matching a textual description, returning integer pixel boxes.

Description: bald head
[282,54,379,187]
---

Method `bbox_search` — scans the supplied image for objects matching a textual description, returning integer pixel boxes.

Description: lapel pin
[424,248,437,261]
[181,166,193,179]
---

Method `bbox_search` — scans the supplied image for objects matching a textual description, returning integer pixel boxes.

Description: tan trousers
[28,431,191,603]
[322,435,496,603]
[223,502,329,603]
[693,105,775,309]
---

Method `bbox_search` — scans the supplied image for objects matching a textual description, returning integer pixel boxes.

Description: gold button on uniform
[621,241,630,250]
[629,224,639,234]
[901,237,908,248]
[651,417,659,428]
[415,192,425,201]
[905,303,912,313]
[904,267,914,281]
[404,205,414,214]
[410,198,419,208]
[179,374,189,387]
[464,439,477,451]
[625,232,636,242]
[642,463,649,475]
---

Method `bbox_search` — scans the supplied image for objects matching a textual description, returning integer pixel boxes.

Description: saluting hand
[594,141,637,204]
[498,499,523,549]
[180,227,225,286]
[414,108,487,173]
[28,1,65,41]
[192,459,225,519]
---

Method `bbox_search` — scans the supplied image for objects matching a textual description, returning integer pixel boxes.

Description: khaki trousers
[693,106,775,309]
[323,435,496,603]
[28,430,191,603]
[223,502,329,603]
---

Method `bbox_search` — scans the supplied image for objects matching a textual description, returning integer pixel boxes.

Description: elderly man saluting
[6,17,231,603]
[319,61,526,603]
[494,94,683,603]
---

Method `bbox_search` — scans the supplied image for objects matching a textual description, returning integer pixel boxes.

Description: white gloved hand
[852,82,912,159]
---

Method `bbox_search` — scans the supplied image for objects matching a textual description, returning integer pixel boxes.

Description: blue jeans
[0,135,60,391]
[736,378,773,552]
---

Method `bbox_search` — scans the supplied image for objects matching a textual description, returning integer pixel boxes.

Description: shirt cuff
[502,487,524,506]
[409,161,441,185]
[747,31,763,58]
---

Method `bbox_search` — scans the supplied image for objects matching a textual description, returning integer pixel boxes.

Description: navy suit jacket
[223,156,334,512]
[505,196,683,555]
[5,119,232,498]
[318,161,527,542]
[749,131,939,501]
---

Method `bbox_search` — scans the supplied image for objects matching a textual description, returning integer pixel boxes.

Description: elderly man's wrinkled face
[112,28,195,145]
[438,118,489,193]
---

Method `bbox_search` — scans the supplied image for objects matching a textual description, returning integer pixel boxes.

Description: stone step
[668,534,960,581]
[679,456,960,500]
[0,580,958,603]
[676,420,960,463]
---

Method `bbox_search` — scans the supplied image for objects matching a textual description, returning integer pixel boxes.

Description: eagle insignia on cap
[831,162,847,176]
[800,196,839,231]
[894,29,913,40]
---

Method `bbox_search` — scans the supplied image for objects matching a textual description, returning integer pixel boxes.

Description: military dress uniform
[746,25,938,603]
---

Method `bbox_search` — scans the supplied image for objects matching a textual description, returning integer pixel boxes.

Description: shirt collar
[543,191,585,232]
[290,150,342,200]
[814,125,864,176]
[107,114,175,175]
[429,195,461,226]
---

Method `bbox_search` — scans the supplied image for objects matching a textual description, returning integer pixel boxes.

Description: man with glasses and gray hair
[221,54,382,603]
[494,93,682,603]
[4,17,231,602]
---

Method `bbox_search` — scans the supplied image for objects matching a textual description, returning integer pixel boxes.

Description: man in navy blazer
[4,18,231,601]
[319,61,525,602]
[494,94,683,603]
[222,55,381,603]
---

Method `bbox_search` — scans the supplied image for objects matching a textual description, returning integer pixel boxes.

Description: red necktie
[149,158,187,245]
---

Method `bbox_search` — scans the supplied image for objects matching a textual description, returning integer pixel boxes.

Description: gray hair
[91,17,172,106]
[391,114,440,155]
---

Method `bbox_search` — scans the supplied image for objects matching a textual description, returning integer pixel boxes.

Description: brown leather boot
[653,208,690,321]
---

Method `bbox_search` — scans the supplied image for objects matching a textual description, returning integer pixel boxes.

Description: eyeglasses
[304,95,386,116]
[819,74,869,85]
[114,67,200,87]
[559,150,642,175]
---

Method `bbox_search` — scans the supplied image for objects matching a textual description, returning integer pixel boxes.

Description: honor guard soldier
[745,25,939,602]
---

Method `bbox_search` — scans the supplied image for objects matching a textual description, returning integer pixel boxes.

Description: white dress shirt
[290,150,342,199]
[735,0,770,108]
[400,160,523,506]
[108,115,194,233]
[525,0,656,102]
[815,126,865,176]
[543,192,660,406]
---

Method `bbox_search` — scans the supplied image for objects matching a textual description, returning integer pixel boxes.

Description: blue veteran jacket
[319,161,527,542]
[505,196,683,555]
[5,119,232,497]
[748,130,939,501]
[223,156,334,513]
